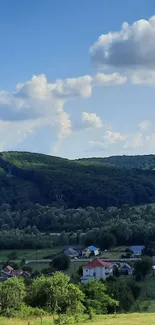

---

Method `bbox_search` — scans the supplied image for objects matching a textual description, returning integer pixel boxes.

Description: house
[82,245,100,258]
[1,265,30,279]
[131,245,145,257]
[64,248,79,258]
[81,258,113,283]
[120,263,133,275]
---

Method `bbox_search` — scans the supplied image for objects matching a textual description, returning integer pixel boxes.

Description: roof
[88,245,99,252]
[11,270,23,277]
[4,265,13,273]
[131,246,145,253]
[64,248,77,255]
[121,263,133,270]
[83,258,112,269]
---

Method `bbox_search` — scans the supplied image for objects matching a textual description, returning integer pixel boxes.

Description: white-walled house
[81,258,113,283]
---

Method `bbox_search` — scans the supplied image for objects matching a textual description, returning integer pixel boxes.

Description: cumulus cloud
[89,130,127,149]
[90,15,155,70]
[82,112,103,129]
[138,120,152,131]
[53,75,93,98]
[94,72,127,86]
[0,74,96,150]
[103,130,127,144]
[0,70,128,152]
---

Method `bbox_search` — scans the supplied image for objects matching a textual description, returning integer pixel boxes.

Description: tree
[127,279,140,300]
[99,232,117,250]
[81,280,118,314]
[0,277,25,316]
[50,253,70,271]
[106,278,134,312]
[27,272,84,323]
[113,265,120,277]
[134,257,152,280]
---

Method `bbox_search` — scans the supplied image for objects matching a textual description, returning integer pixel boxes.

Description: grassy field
[0,248,62,262]
[101,246,127,259]
[1,314,155,325]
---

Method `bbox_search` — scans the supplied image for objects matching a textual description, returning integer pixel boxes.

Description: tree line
[0,203,155,249]
[0,270,145,321]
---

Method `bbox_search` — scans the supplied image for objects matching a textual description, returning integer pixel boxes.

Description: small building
[120,263,133,275]
[82,245,100,258]
[131,245,145,257]
[64,248,79,258]
[1,265,30,279]
[81,258,113,283]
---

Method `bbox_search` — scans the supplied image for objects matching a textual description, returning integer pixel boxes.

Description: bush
[50,253,70,271]
[13,304,47,318]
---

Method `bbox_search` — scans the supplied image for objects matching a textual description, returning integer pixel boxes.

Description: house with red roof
[81,258,113,283]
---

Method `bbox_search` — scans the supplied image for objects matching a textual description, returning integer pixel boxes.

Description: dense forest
[0,151,155,209]
[0,151,155,249]
[79,154,155,170]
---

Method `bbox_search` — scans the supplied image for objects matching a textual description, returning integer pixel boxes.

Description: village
[0,245,147,283]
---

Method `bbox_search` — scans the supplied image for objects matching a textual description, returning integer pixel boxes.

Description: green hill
[79,154,155,170]
[0,151,155,209]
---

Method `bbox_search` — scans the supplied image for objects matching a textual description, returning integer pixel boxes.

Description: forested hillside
[0,151,155,209]
[79,155,155,170]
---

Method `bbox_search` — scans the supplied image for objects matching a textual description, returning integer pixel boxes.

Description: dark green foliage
[1,152,155,249]
[79,154,155,170]
[134,257,153,280]
[50,253,70,271]
[113,266,120,278]
[106,278,135,312]
[1,151,155,209]
[7,251,18,261]
[126,279,141,300]
[0,229,53,249]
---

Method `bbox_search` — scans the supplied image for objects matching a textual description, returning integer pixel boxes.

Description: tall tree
[0,277,25,316]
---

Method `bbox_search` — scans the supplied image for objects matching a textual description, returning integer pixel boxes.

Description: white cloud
[89,130,127,149]
[103,130,127,144]
[54,75,93,98]
[82,112,102,129]
[0,67,129,152]
[58,112,72,137]
[124,132,143,149]
[90,15,155,70]
[95,72,127,86]
[138,120,152,131]
[0,74,95,150]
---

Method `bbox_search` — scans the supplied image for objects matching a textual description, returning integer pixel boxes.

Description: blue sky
[1,0,155,158]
